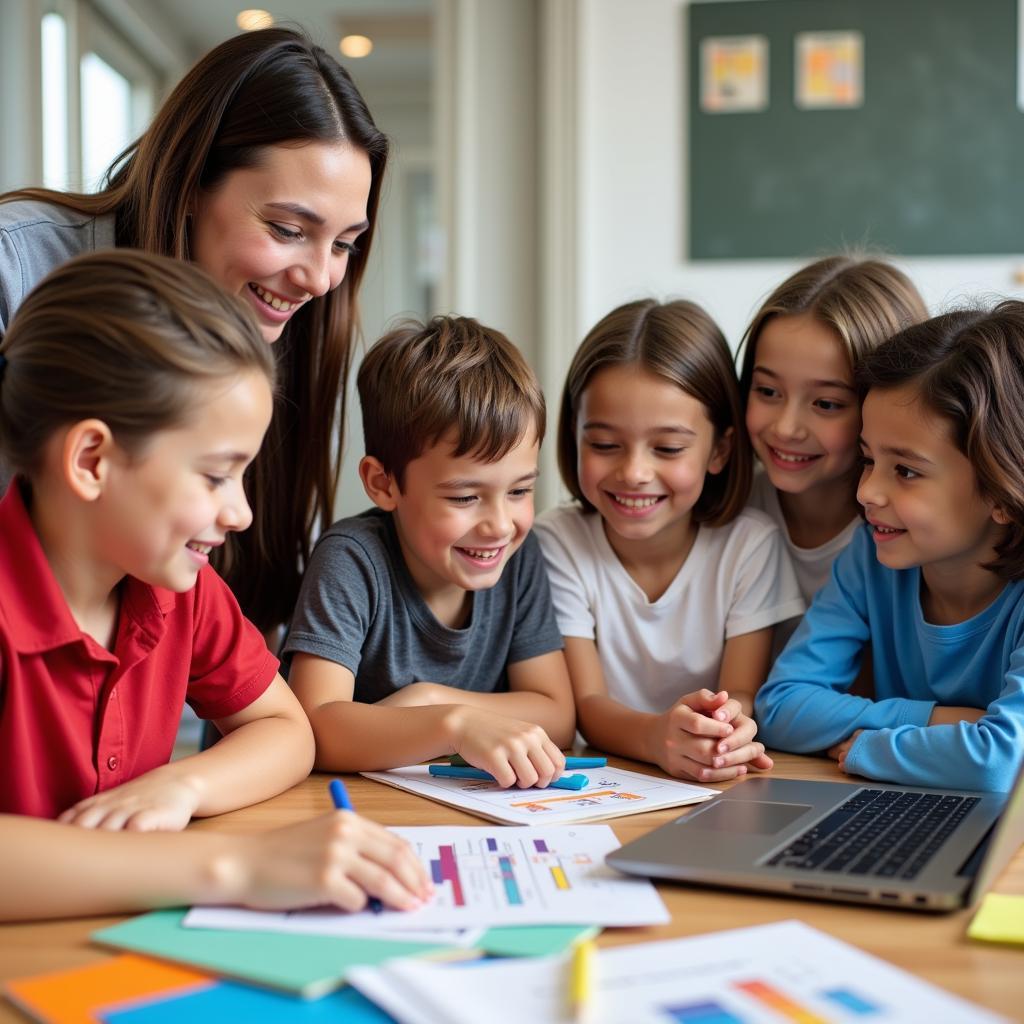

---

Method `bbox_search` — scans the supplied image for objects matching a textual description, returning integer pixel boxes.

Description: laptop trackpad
[689,800,812,835]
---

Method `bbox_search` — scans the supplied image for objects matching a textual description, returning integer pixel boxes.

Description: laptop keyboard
[764,788,980,880]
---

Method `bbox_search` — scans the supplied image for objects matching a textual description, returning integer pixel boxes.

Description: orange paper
[5,953,211,1024]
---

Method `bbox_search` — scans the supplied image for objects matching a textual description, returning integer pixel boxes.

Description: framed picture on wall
[700,35,769,112]
[795,30,864,109]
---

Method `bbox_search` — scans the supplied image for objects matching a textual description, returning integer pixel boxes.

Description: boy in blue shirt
[756,304,1024,792]
[286,316,574,787]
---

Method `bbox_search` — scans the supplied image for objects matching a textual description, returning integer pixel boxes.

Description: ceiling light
[236,9,274,31]
[340,34,373,58]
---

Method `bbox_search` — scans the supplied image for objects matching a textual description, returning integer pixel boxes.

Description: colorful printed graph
[497,855,523,905]
[549,866,570,891]
[665,977,882,1024]
[735,979,828,1023]
[663,1001,744,1024]
[820,988,881,1016]
[430,844,464,906]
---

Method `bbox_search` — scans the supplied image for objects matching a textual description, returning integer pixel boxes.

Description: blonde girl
[740,257,926,638]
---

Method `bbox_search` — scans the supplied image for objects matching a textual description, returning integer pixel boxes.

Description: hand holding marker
[448,755,607,769]
[328,779,383,914]
[431,755,608,790]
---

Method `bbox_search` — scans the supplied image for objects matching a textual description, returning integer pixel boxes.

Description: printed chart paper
[186,825,668,931]
[360,764,715,825]
[348,919,1008,1024]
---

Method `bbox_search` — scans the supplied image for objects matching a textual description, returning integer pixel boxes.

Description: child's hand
[58,771,202,832]
[229,812,433,912]
[649,689,772,782]
[828,729,864,771]
[445,707,565,788]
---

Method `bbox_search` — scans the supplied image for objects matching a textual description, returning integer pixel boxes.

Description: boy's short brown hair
[357,315,545,488]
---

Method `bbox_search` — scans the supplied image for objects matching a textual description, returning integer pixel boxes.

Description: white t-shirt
[534,505,805,714]
[747,469,860,656]
[748,468,860,604]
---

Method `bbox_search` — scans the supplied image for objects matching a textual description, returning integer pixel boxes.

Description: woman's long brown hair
[3,28,388,632]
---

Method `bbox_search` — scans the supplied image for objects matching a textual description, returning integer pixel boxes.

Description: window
[40,1,157,192]
[81,52,133,189]
[41,12,69,189]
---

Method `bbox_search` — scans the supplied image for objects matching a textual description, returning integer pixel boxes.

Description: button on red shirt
[0,480,279,818]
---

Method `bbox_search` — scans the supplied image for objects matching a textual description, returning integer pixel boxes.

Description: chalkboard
[688,0,1024,259]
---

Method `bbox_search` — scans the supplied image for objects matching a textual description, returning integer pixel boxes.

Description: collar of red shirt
[0,478,177,655]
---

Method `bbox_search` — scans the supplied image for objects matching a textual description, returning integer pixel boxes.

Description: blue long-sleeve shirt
[755,525,1024,792]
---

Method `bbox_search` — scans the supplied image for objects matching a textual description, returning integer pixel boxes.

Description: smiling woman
[0,27,389,634]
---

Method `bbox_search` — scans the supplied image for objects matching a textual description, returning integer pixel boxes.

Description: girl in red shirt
[0,251,429,920]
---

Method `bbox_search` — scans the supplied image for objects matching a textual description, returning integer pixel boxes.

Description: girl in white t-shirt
[740,257,926,653]
[536,299,804,782]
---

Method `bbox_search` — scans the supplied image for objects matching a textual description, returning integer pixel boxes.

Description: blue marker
[329,779,383,914]
[428,765,590,790]
[449,754,607,770]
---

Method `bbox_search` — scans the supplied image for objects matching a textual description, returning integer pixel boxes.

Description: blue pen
[428,765,590,790]
[329,779,384,914]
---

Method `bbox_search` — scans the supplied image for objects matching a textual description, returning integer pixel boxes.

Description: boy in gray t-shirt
[285,316,575,788]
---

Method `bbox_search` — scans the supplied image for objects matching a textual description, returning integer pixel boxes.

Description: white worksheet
[185,825,668,931]
[360,764,715,825]
[182,906,481,946]
[347,919,1009,1024]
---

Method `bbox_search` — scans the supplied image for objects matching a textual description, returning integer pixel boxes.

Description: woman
[0,27,388,634]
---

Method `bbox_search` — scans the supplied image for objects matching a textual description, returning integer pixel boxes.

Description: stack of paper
[347,920,1009,1024]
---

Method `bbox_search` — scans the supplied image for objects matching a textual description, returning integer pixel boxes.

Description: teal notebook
[92,910,451,998]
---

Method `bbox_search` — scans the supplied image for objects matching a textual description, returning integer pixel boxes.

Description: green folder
[93,910,451,998]
[93,911,598,998]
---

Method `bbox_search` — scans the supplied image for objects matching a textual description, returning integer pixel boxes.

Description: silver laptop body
[607,761,1024,911]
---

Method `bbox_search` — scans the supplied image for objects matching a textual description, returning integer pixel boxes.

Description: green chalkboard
[688,0,1024,258]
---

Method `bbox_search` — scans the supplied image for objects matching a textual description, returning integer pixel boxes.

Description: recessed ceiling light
[236,9,274,31]
[340,34,373,58]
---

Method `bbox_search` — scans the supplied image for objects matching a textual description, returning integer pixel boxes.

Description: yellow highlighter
[568,938,596,1021]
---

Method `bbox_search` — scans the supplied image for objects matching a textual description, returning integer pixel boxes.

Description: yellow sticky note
[967,893,1024,946]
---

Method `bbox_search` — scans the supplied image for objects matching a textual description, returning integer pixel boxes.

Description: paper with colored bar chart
[360,764,715,824]
[185,825,668,932]
[346,919,1008,1024]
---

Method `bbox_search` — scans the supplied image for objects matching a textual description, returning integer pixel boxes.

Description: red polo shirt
[0,480,279,818]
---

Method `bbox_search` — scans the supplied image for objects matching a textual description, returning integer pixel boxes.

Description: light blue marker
[428,765,589,790]
[448,754,607,769]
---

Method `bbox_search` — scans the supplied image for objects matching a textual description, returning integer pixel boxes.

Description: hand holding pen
[328,778,432,913]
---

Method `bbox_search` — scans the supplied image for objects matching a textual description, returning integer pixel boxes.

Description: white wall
[335,82,437,518]
[574,0,1024,355]
[0,0,44,192]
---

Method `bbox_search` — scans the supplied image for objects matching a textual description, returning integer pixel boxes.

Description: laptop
[606,758,1024,911]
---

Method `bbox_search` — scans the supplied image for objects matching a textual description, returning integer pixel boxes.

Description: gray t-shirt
[283,508,564,703]
[0,199,116,332]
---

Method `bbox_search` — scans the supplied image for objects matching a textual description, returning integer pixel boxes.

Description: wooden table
[1,753,1021,1021]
